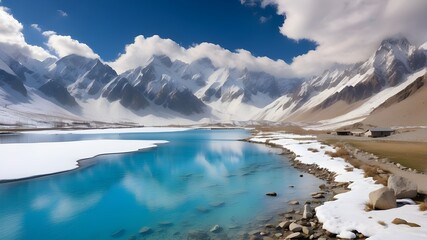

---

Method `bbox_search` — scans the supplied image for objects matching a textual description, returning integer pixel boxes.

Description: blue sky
[2,0,315,63]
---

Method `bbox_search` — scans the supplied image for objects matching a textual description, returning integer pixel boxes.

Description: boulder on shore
[289,222,302,232]
[369,187,396,210]
[387,175,417,199]
[302,204,313,219]
[286,232,303,239]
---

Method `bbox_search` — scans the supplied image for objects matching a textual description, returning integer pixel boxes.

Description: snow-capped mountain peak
[1,36,426,128]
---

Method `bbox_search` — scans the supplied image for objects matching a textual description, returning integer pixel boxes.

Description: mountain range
[0,36,426,129]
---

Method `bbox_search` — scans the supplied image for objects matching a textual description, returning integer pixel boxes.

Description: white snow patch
[250,132,427,240]
[0,139,167,181]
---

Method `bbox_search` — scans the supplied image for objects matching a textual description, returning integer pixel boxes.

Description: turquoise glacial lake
[0,129,323,239]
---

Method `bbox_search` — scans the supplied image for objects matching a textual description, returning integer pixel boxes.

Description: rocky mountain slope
[0,49,299,126]
[362,73,427,127]
[0,36,426,128]
[257,37,427,129]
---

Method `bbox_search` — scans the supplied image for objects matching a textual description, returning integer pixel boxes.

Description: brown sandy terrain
[346,144,427,194]
[319,129,427,194]
[289,100,364,123]
[363,76,427,127]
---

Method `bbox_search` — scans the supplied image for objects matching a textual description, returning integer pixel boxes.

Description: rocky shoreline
[243,130,427,240]
[242,138,365,240]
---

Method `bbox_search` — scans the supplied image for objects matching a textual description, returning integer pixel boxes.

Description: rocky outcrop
[373,75,425,111]
[369,187,396,210]
[165,89,205,115]
[39,80,78,107]
[0,69,27,97]
[387,175,418,199]
[102,77,149,111]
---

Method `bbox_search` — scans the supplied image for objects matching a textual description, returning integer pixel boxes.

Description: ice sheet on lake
[0,139,167,181]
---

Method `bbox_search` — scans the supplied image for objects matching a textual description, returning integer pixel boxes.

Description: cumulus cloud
[30,23,41,32]
[42,30,56,37]
[249,0,427,76]
[0,7,52,61]
[44,33,100,59]
[109,35,293,77]
[57,10,68,17]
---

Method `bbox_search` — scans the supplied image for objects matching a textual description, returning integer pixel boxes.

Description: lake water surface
[0,129,323,239]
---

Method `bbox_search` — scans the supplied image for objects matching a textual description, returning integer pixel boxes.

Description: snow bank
[250,133,427,240]
[22,127,191,135]
[0,139,167,181]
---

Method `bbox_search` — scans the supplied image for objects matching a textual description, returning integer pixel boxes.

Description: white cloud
[109,35,293,77]
[250,0,427,76]
[57,10,68,17]
[42,30,56,37]
[240,0,258,7]
[30,23,41,32]
[45,33,100,59]
[0,7,52,61]
[259,16,271,23]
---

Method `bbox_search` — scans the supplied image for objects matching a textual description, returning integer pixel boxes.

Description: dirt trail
[347,144,427,194]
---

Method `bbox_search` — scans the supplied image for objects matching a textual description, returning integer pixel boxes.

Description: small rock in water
[266,192,277,197]
[249,230,261,236]
[139,226,152,235]
[228,225,240,229]
[209,201,225,207]
[187,230,209,240]
[299,174,303,177]
[111,229,126,238]
[312,193,324,199]
[196,206,210,213]
[210,224,222,233]
[289,185,295,188]
[265,224,275,228]
[158,221,173,227]
[288,200,299,205]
